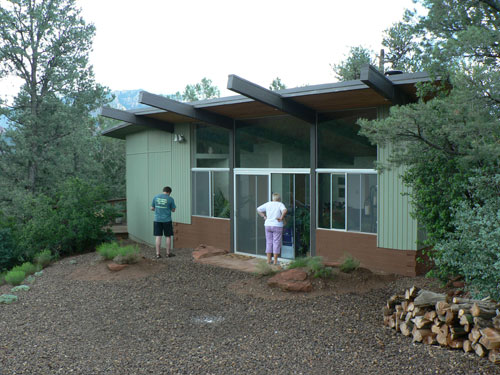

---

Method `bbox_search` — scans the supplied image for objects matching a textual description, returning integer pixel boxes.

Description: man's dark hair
[163,186,172,193]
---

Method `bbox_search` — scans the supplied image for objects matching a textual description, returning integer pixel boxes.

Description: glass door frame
[233,168,310,259]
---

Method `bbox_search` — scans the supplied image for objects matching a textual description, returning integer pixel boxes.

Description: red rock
[192,245,228,260]
[267,269,312,292]
[107,263,128,272]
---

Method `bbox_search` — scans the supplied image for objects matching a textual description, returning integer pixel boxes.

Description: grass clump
[33,250,52,268]
[18,262,39,276]
[5,269,26,286]
[253,259,277,277]
[113,244,140,264]
[97,241,121,260]
[288,256,333,278]
[339,254,360,273]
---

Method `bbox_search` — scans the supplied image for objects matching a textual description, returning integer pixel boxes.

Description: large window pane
[192,171,210,216]
[236,116,310,168]
[194,124,229,168]
[318,109,377,169]
[212,172,230,218]
[361,174,377,233]
[317,173,331,229]
[332,173,346,229]
[347,174,361,231]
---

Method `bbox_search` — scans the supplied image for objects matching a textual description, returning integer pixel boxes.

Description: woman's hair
[272,193,281,202]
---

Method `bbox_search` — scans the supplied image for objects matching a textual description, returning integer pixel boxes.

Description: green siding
[171,123,192,224]
[377,107,419,250]
[125,127,191,246]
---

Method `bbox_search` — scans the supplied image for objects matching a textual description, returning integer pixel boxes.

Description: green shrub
[288,257,309,269]
[113,244,140,264]
[253,259,277,277]
[5,269,26,286]
[97,242,121,260]
[340,254,360,273]
[17,262,38,276]
[0,272,6,286]
[33,250,52,268]
[288,256,332,278]
[433,174,500,300]
[0,212,22,272]
[0,294,18,304]
[16,178,118,259]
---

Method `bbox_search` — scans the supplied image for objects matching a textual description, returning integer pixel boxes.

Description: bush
[16,178,118,259]
[97,242,121,260]
[433,174,500,300]
[339,254,360,273]
[113,244,140,264]
[0,212,22,272]
[288,256,332,278]
[14,262,38,276]
[253,259,277,277]
[0,272,6,286]
[5,269,26,286]
[33,250,52,268]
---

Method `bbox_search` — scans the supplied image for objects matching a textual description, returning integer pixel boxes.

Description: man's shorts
[154,221,173,236]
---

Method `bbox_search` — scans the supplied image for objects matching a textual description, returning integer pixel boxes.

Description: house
[101,65,433,276]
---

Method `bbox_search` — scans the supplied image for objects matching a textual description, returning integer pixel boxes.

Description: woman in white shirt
[257,193,288,265]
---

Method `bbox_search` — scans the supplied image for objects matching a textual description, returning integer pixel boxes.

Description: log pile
[383,286,500,364]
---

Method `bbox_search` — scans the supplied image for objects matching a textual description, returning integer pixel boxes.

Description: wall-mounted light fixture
[173,134,185,142]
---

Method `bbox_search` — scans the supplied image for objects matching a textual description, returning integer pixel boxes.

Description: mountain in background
[108,89,148,111]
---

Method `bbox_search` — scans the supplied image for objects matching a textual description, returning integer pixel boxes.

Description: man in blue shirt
[151,186,176,259]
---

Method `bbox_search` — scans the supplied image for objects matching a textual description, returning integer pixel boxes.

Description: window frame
[316,168,377,235]
[191,167,230,219]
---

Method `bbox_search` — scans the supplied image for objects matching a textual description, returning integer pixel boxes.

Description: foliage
[0,212,21,272]
[11,285,30,292]
[254,259,277,277]
[269,77,287,91]
[332,46,376,81]
[294,206,310,257]
[182,78,220,102]
[113,244,140,265]
[16,262,38,276]
[361,0,500,297]
[0,272,5,286]
[432,174,500,299]
[33,250,53,269]
[16,178,117,260]
[213,189,230,218]
[288,256,332,278]
[339,254,360,273]
[96,242,121,260]
[0,0,112,209]
[0,294,18,304]
[5,269,25,286]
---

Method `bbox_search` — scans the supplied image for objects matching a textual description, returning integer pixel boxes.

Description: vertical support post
[229,120,235,253]
[309,116,317,256]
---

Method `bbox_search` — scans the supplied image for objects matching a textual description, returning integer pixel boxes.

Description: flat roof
[102,72,432,140]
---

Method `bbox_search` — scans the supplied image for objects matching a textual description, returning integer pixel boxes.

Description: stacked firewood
[383,286,500,364]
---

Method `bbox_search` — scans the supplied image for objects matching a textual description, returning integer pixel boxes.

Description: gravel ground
[1,245,499,375]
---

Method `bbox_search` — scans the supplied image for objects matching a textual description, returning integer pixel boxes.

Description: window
[193,123,229,168]
[235,115,310,168]
[192,170,230,218]
[317,172,377,234]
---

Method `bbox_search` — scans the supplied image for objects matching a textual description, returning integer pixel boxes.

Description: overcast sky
[0,0,418,101]
[77,0,419,97]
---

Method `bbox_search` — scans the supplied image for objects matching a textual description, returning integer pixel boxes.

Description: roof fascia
[227,74,316,124]
[138,91,234,130]
[360,64,409,105]
[99,107,174,133]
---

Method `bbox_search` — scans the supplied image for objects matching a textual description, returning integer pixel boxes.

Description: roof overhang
[101,66,436,139]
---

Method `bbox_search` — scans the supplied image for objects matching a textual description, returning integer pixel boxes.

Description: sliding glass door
[235,171,310,259]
